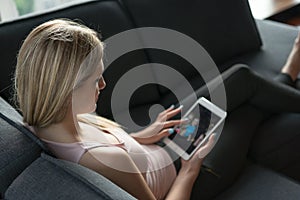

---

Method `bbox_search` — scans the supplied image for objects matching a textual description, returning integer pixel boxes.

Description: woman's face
[72,61,106,114]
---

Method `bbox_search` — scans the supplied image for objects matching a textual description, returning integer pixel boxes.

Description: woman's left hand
[131,105,185,145]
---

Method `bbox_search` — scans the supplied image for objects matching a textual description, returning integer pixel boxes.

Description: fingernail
[168,104,175,109]
[168,128,175,134]
[182,117,189,121]
[178,105,183,109]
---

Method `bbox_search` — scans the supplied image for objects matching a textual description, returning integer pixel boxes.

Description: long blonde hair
[14,19,118,129]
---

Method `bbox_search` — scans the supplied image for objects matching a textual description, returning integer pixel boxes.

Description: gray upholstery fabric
[121,0,262,95]
[214,164,300,200]
[0,98,41,197]
[122,0,262,65]
[0,98,49,152]
[249,113,300,179]
[0,116,41,197]
[223,20,299,79]
[5,153,136,200]
[0,96,22,124]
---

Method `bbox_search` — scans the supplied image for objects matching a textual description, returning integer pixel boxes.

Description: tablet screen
[168,103,222,154]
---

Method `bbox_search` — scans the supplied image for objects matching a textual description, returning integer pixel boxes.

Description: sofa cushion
[122,0,261,65]
[5,153,135,200]
[121,0,262,95]
[0,98,41,197]
[222,20,299,79]
[249,113,300,181]
[214,164,300,200]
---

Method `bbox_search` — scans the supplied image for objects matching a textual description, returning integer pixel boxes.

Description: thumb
[159,128,175,138]
[196,133,216,159]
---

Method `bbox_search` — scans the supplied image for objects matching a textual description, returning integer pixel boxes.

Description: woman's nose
[98,77,106,90]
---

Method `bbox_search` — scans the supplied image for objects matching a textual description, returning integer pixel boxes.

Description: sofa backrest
[0,0,261,123]
[121,0,262,95]
[123,0,261,65]
[0,98,42,198]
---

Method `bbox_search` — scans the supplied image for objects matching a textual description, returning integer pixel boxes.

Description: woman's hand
[165,134,216,200]
[180,134,216,178]
[131,105,185,145]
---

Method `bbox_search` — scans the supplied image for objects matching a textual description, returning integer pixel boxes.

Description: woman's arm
[79,134,215,200]
[165,134,215,200]
[166,160,202,200]
[79,147,156,200]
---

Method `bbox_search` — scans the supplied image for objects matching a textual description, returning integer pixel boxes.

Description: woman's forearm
[165,163,201,200]
[165,168,199,200]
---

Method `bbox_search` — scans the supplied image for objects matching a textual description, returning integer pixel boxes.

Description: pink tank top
[41,127,176,200]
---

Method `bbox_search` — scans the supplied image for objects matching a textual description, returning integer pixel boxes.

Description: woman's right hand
[180,134,216,178]
[165,134,216,200]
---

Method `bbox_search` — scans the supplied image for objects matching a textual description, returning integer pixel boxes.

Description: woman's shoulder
[78,113,121,129]
[80,145,138,173]
[28,126,78,143]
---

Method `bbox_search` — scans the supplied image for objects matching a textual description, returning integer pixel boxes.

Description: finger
[296,32,300,43]
[166,104,175,111]
[197,134,216,159]
[146,129,171,143]
[157,105,175,120]
[159,128,176,138]
[159,129,170,137]
[201,134,215,150]
[160,104,175,116]
[163,119,183,128]
[166,105,183,119]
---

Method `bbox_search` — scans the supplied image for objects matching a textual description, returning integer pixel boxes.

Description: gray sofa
[1,0,300,199]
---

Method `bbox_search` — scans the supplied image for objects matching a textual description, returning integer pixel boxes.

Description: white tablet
[163,97,227,160]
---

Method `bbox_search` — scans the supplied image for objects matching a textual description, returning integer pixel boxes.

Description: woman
[15,19,300,200]
[14,19,215,200]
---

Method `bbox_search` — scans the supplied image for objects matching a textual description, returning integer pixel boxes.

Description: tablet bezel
[163,97,227,160]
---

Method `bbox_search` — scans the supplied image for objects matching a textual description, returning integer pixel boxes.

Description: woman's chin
[86,105,97,114]
[77,105,97,115]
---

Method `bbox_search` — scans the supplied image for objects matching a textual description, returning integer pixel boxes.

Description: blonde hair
[14,19,117,128]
